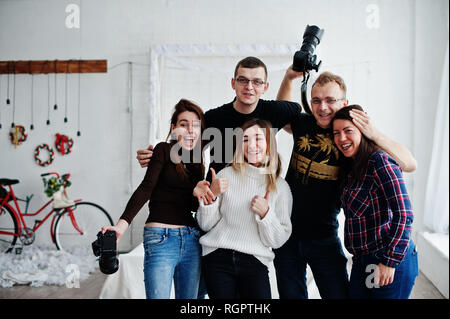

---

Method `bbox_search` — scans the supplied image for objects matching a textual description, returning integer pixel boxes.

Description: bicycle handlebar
[40,172,60,178]
[40,172,71,180]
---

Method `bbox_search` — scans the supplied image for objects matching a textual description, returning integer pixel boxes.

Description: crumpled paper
[0,244,98,287]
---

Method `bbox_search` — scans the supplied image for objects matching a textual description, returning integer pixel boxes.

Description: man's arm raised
[277,65,304,102]
[277,65,305,135]
[350,109,417,173]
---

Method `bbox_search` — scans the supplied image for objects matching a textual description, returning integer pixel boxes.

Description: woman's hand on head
[349,109,379,141]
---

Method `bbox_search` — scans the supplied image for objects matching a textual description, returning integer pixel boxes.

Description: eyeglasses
[311,97,346,106]
[235,77,266,87]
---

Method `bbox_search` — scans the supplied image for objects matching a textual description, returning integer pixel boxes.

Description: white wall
[0,0,447,256]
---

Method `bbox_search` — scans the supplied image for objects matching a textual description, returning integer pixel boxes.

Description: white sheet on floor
[0,245,97,287]
[99,243,146,299]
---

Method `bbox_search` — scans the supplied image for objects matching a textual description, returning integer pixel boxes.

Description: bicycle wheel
[54,201,113,252]
[0,205,18,253]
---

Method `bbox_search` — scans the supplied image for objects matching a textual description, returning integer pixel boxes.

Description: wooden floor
[0,270,445,299]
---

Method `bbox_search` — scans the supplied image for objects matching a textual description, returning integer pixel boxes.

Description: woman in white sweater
[195,118,293,299]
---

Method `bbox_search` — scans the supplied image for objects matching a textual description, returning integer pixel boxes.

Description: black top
[204,99,302,180]
[120,142,203,227]
[285,113,343,239]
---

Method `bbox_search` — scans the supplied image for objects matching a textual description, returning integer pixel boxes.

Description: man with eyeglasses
[273,66,417,299]
[137,56,302,180]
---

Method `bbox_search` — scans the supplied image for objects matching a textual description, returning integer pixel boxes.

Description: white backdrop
[0,0,448,253]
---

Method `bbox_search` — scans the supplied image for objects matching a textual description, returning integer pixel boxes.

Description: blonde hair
[312,71,347,97]
[232,119,281,191]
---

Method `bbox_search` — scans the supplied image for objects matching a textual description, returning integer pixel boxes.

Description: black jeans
[273,235,349,299]
[202,248,271,299]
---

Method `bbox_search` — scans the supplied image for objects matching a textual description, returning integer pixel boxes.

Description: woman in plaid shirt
[332,105,418,299]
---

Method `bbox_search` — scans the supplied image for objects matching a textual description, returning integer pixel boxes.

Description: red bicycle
[0,172,113,253]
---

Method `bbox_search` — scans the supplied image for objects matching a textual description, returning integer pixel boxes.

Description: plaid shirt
[341,150,413,268]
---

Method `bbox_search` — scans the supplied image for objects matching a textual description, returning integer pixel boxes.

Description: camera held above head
[293,25,325,115]
[293,25,324,73]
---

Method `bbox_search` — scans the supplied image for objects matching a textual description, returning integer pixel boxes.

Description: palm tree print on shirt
[292,133,340,185]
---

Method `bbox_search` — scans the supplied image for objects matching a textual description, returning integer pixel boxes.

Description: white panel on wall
[0,0,447,252]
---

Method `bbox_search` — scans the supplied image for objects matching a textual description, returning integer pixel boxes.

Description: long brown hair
[166,99,205,180]
[331,105,378,183]
[232,118,281,191]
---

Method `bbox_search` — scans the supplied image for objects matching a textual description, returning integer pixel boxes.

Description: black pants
[202,248,271,299]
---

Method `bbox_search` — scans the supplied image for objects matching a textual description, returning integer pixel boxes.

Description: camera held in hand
[293,25,324,73]
[292,25,325,115]
[92,230,119,275]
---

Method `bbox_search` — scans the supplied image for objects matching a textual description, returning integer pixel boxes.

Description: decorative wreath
[54,133,74,155]
[34,144,55,167]
[9,125,28,147]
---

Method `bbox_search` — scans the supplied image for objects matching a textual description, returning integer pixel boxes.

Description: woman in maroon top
[102,99,205,299]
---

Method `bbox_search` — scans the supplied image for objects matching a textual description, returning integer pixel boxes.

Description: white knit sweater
[196,164,293,266]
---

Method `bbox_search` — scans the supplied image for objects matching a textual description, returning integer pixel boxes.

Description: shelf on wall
[0,59,107,74]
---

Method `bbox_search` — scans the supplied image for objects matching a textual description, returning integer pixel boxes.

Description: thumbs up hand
[251,189,270,219]
[210,168,228,197]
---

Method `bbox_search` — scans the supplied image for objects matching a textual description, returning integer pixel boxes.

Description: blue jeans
[202,248,271,299]
[349,240,419,299]
[273,235,349,299]
[143,226,202,299]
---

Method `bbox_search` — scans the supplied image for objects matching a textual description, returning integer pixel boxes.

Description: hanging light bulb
[64,62,69,123]
[0,74,2,129]
[47,69,51,125]
[30,72,34,130]
[54,60,58,110]
[11,68,16,128]
[6,62,11,105]
[77,60,81,136]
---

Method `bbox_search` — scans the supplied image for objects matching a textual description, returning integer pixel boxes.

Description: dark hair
[166,99,205,180]
[234,56,268,80]
[331,105,378,183]
[167,99,205,135]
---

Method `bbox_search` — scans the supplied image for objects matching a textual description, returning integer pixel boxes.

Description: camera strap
[301,72,313,115]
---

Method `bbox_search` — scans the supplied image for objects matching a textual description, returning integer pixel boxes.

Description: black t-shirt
[285,113,342,240]
[204,99,301,180]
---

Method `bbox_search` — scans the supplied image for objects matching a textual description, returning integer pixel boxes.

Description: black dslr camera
[293,25,324,73]
[292,25,324,115]
[92,230,119,274]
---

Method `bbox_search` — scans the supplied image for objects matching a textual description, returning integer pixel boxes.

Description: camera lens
[300,25,324,55]
[99,255,119,274]
[293,25,324,73]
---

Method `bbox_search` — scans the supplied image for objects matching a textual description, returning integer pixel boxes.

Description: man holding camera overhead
[274,68,417,299]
